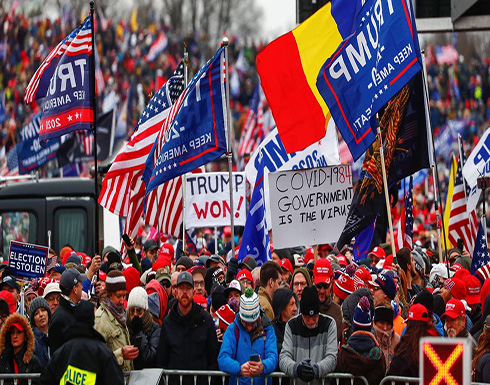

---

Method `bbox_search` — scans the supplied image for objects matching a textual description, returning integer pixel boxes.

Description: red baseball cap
[10,323,24,332]
[407,303,430,322]
[383,255,394,270]
[444,278,467,300]
[465,275,481,305]
[304,248,315,264]
[336,255,348,267]
[369,246,386,260]
[280,258,294,275]
[355,267,377,287]
[159,242,174,260]
[313,258,333,285]
[442,298,465,320]
[236,269,254,289]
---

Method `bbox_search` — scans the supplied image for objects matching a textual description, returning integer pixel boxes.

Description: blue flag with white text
[316,0,422,161]
[24,16,93,142]
[237,156,271,266]
[472,222,490,275]
[17,113,61,174]
[143,47,227,194]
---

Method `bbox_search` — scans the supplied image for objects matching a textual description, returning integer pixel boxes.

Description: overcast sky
[259,0,297,41]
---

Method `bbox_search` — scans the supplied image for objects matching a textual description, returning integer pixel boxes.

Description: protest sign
[185,172,246,228]
[9,240,48,279]
[269,165,353,248]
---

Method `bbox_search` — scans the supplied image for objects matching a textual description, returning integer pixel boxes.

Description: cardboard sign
[9,240,48,279]
[185,172,246,227]
[269,165,353,248]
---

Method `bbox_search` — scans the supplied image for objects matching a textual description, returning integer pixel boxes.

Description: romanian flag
[257,0,362,153]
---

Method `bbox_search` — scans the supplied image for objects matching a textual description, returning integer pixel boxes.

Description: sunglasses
[130,307,145,315]
[316,283,329,289]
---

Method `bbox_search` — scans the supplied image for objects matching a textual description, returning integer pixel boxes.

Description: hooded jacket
[157,300,219,385]
[145,280,168,323]
[271,289,296,356]
[279,313,337,385]
[40,322,123,385]
[336,330,386,385]
[0,313,41,385]
[218,312,278,385]
[94,299,133,372]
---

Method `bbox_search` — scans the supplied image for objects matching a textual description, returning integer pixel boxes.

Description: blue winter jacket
[218,313,278,385]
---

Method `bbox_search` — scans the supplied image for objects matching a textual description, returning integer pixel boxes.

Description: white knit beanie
[127,286,148,310]
[240,287,260,322]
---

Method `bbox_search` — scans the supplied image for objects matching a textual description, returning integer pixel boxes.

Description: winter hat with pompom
[240,287,260,322]
[353,296,372,331]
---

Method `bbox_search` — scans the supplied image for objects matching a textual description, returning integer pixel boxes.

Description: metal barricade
[159,369,369,385]
[0,373,40,385]
[379,376,419,385]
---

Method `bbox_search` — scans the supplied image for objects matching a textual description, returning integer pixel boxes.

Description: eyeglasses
[130,307,144,315]
[194,280,205,287]
[293,282,307,288]
[316,283,329,289]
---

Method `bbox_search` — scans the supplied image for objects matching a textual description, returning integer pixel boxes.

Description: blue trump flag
[143,47,227,194]
[316,0,422,161]
[24,16,93,142]
[472,222,490,275]
[237,156,271,266]
[17,113,61,174]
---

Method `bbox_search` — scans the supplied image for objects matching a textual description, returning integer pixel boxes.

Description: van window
[0,212,37,259]
[55,208,87,254]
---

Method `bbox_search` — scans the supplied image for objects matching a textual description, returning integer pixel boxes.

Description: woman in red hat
[0,313,41,384]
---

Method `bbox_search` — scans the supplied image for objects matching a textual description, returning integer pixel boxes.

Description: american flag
[471,222,490,274]
[75,131,93,156]
[237,83,274,158]
[146,32,168,62]
[99,62,184,216]
[1,147,19,177]
[397,176,413,249]
[448,138,479,254]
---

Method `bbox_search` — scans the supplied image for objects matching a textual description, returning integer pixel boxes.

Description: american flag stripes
[448,140,479,254]
[471,222,490,274]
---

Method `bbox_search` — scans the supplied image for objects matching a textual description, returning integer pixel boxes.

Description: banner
[185,172,246,227]
[463,127,490,213]
[17,113,60,174]
[8,241,48,279]
[434,119,467,159]
[316,0,422,161]
[269,165,353,248]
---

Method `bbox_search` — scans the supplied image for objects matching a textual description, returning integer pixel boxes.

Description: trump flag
[143,47,227,194]
[24,16,93,142]
[316,0,422,161]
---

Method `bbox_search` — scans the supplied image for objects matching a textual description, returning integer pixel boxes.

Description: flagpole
[89,1,100,255]
[182,43,189,251]
[377,127,397,263]
[223,37,235,254]
[421,51,449,268]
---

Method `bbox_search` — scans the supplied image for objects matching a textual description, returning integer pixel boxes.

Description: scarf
[127,310,154,335]
[102,297,127,328]
[373,324,399,369]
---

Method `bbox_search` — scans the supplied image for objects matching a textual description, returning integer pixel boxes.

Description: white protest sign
[185,172,246,227]
[269,165,353,248]
[245,119,341,230]
[463,127,490,213]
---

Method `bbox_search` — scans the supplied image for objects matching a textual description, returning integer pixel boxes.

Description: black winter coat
[48,296,77,353]
[40,322,124,385]
[131,321,161,369]
[157,301,219,385]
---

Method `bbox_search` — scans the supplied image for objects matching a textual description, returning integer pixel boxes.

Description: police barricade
[379,376,419,385]
[0,373,40,385]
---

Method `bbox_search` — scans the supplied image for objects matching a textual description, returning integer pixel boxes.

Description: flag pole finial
[222,37,229,47]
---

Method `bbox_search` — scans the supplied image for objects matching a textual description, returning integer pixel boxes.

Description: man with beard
[313,259,342,343]
[157,271,219,385]
[396,247,420,301]
[279,286,337,385]
[442,298,476,347]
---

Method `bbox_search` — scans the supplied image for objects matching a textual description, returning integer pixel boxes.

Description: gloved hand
[226,258,239,283]
[296,360,315,382]
[131,315,143,334]
[312,363,320,379]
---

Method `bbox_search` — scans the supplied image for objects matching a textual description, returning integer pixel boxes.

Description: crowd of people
[0,236,486,383]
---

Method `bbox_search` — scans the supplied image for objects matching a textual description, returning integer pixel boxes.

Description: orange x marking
[423,343,463,385]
